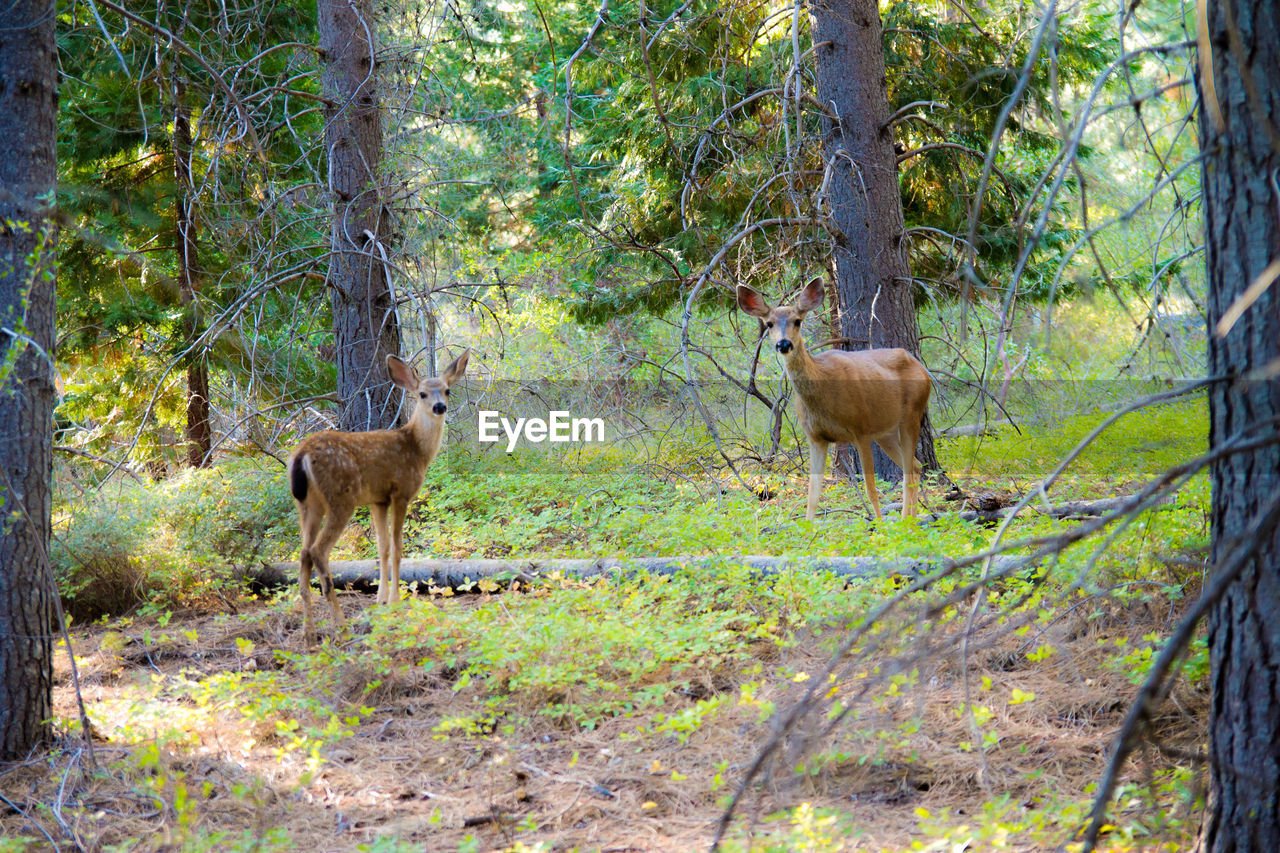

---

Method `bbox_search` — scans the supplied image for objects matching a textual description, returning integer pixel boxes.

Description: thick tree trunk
[173,96,212,467]
[318,0,402,431]
[0,0,58,760]
[809,0,940,481]
[1200,0,1280,847]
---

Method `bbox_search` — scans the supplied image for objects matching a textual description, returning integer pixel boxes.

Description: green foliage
[349,563,856,730]
[52,460,294,619]
[886,1,1116,289]
[944,396,1208,498]
[410,444,942,558]
[713,760,1200,850]
[55,0,331,461]
[420,0,1116,325]
[1104,632,1209,687]
[359,396,1209,567]
[181,657,373,764]
[650,693,731,743]
[161,461,298,567]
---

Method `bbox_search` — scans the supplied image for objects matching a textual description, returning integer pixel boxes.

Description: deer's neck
[404,409,445,462]
[781,340,823,395]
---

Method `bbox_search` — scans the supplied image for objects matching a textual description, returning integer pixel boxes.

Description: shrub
[52,459,296,619]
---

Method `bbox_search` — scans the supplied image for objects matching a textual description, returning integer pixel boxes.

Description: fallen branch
[255,494,1177,591]
[255,554,1029,591]
[952,493,1177,524]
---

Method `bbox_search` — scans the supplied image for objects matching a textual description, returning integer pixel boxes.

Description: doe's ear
[794,277,825,313]
[736,285,772,319]
[386,354,420,390]
[441,348,470,385]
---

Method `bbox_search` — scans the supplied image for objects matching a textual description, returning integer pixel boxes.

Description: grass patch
[942,396,1208,499]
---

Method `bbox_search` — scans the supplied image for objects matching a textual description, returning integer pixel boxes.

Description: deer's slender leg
[307,505,353,638]
[877,433,904,516]
[298,503,324,642]
[897,422,924,518]
[388,496,408,602]
[370,502,391,605]
[903,458,921,517]
[853,437,881,519]
[878,432,917,519]
[806,440,829,520]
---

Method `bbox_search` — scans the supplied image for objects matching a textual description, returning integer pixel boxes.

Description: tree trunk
[318,0,402,431]
[0,0,58,760]
[1200,0,1280,847]
[173,93,213,467]
[809,0,940,480]
[1198,0,1280,845]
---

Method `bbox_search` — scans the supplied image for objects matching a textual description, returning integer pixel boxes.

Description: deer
[288,349,470,643]
[737,278,931,520]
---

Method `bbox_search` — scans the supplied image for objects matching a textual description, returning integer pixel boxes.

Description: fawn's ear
[736,285,771,319]
[794,277,825,314]
[441,348,470,385]
[386,354,420,390]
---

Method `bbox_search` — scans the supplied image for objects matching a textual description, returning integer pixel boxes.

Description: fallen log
[951,493,1176,524]
[255,554,1030,592]
[253,494,1176,592]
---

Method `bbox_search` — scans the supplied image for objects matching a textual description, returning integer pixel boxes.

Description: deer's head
[387,349,470,419]
[736,278,825,355]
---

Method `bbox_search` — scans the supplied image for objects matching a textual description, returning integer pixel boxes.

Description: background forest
[5,0,1268,848]
[53,0,1200,467]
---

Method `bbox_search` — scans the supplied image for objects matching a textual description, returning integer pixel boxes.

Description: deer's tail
[289,454,310,502]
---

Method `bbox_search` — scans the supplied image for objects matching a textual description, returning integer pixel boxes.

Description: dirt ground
[1,587,1206,852]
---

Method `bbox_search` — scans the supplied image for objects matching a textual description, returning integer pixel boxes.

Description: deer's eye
[419,392,427,399]
[766,321,774,328]
[444,389,450,396]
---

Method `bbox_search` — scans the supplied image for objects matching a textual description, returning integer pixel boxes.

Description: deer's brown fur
[289,350,469,642]
[738,279,930,519]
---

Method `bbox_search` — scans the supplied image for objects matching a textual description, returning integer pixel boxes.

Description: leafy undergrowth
[943,395,1208,500]
[7,556,1208,851]
[10,398,1212,850]
[391,397,1209,561]
[49,399,1208,598]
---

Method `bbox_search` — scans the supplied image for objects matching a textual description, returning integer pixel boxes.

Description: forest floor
[9,557,1206,852]
[3,398,1211,851]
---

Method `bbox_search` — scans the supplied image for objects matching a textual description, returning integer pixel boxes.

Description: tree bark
[173,91,213,467]
[1200,0,1280,847]
[0,0,58,760]
[809,0,940,480]
[318,0,402,431]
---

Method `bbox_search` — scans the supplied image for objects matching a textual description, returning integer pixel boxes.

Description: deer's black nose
[432,402,447,415]
[776,340,793,354]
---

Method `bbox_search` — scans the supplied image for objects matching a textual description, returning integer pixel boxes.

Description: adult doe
[737,279,930,520]
[288,350,470,642]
